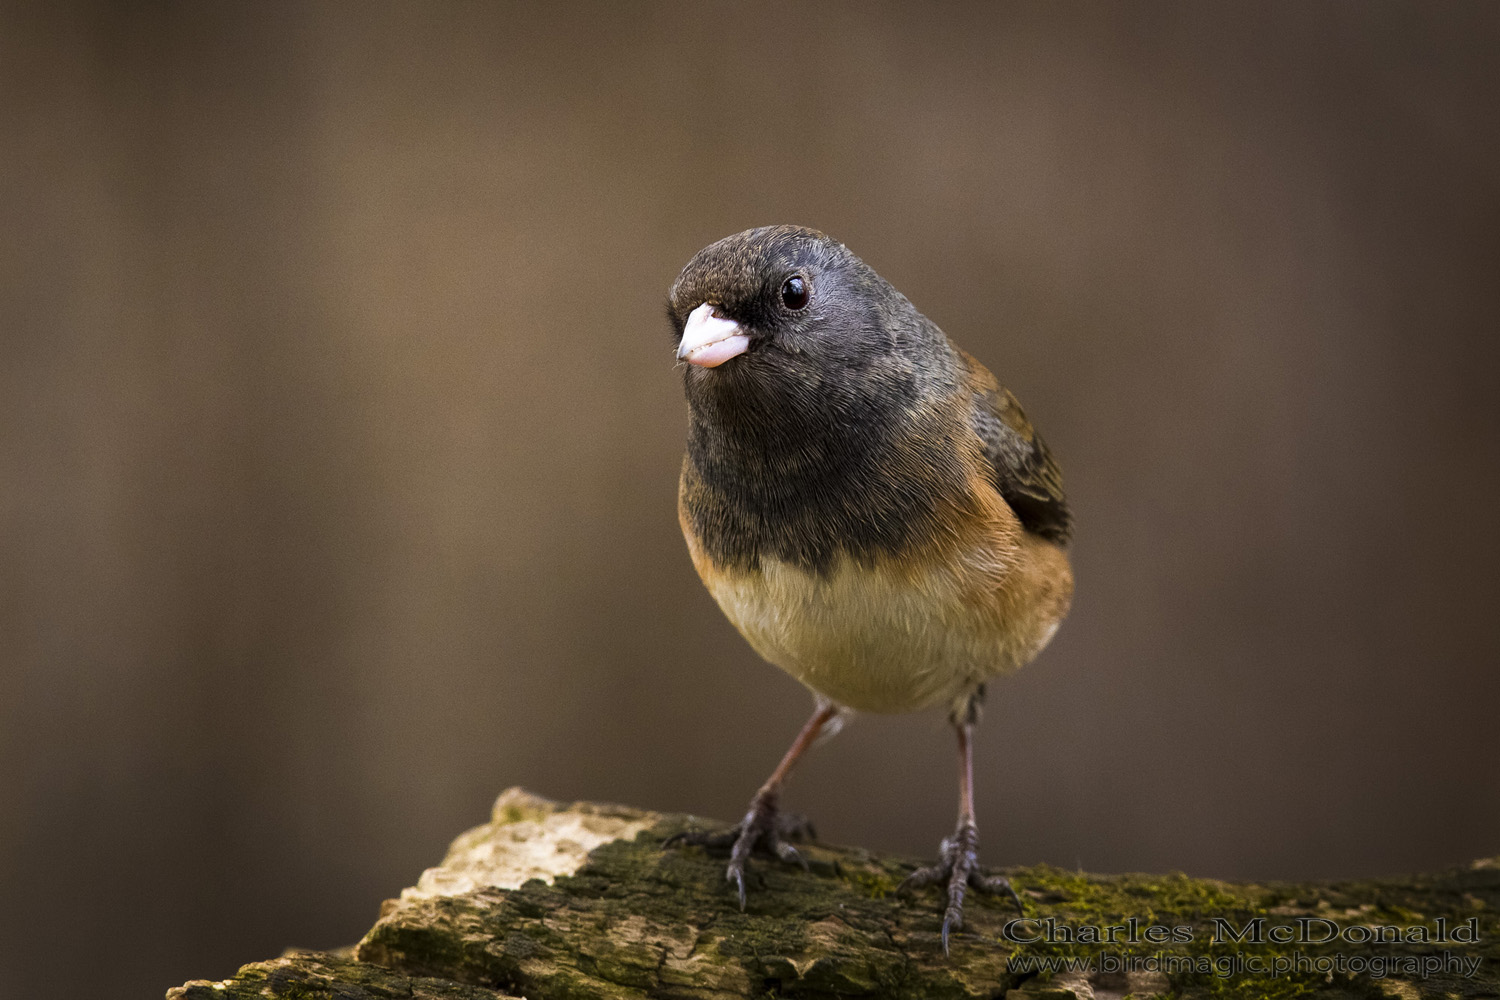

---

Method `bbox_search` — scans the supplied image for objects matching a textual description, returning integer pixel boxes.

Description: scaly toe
[970,870,1024,914]
[666,796,815,909]
[897,862,946,894]
[773,838,810,871]
[725,860,748,910]
[905,821,1017,955]
[663,826,742,851]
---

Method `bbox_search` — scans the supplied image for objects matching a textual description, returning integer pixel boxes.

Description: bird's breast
[676,380,1073,712]
[680,481,1071,715]
[688,542,1005,714]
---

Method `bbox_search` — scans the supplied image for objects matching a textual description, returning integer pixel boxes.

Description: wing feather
[959,350,1072,545]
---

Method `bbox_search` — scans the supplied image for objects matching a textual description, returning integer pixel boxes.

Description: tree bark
[168,788,1499,999]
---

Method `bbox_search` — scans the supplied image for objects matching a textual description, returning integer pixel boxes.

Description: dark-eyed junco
[664,225,1073,952]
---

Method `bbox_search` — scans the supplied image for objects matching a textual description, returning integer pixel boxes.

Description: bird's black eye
[781,275,809,310]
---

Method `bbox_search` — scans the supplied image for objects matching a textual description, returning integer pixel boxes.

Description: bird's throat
[681,377,973,576]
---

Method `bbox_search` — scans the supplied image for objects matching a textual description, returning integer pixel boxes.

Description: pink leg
[666,701,840,908]
[900,695,1022,954]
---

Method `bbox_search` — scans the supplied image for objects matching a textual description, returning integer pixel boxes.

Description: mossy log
[168,788,1498,1000]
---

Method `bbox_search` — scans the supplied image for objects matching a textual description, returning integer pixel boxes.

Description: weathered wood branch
[169,788,1498,999]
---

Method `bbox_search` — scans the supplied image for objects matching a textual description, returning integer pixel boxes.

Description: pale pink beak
[677,303,750,367]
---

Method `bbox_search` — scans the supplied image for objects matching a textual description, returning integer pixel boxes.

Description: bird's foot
[898,820,1022,954]
[663,793,814,909]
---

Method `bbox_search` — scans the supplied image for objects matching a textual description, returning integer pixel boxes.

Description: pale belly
[701,550,1046,715]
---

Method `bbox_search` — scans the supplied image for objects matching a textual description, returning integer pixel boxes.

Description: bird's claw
[664,796,814,909]
[775,839,810,871]
[898,821,1021,954]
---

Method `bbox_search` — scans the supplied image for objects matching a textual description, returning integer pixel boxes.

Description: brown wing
[960,350,1072,545]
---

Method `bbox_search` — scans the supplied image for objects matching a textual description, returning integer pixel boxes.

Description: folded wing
[961,351,1072,546]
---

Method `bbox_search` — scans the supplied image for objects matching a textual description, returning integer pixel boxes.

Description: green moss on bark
[169,794,1500,1000]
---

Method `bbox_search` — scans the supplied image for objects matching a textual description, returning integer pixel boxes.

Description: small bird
[665,226,1073,951]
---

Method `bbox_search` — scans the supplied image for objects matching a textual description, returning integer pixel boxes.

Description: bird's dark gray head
[667,226,977,573]
[667,226,906,379]
[666,224,961,431]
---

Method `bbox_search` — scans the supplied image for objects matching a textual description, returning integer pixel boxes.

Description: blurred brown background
[3,2,1498,996]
